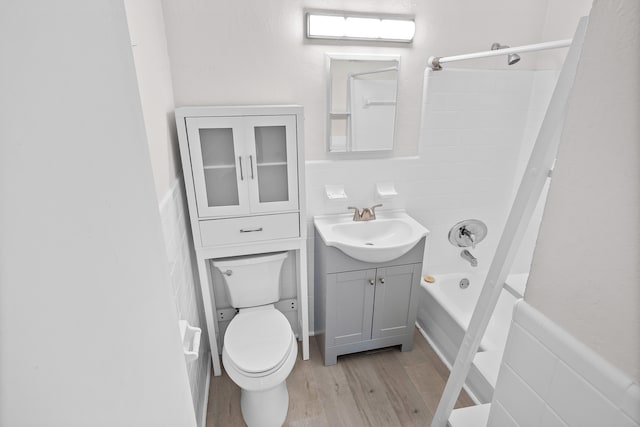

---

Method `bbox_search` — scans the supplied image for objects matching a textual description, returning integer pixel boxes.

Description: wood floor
[206,328,474,426]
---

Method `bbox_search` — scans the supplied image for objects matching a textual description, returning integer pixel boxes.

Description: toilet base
[240,380,289,427]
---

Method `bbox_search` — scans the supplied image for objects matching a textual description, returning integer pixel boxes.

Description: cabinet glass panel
[254,125,289,203]
[200,128,239,207]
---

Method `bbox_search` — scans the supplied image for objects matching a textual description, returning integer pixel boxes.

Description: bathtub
[416,272,526,403]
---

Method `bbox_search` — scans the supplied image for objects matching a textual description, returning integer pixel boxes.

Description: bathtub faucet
[460,249,478,267]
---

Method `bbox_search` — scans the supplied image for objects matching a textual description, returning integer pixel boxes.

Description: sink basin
[314,210,429,263]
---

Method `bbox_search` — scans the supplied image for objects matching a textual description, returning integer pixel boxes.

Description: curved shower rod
[428,38,572,70]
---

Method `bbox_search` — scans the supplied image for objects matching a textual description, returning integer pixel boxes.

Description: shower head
[491,42,521,66]
[508,53,521,65]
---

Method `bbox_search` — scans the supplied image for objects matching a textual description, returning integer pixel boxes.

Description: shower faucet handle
[460,226,477,249]
[448,219,487,250]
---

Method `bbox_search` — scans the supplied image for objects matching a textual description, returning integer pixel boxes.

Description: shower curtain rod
[428,38,572,70]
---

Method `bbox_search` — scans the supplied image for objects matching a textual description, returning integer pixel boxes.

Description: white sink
[314,210,429,263]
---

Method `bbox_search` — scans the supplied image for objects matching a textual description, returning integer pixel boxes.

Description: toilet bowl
[213,252,296,427]
[223,306,297,427]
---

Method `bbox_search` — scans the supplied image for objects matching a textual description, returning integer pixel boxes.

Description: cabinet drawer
[199,213,300,246]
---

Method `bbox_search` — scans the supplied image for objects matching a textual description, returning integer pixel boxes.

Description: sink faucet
[460,249,478,267]
[347,204,383,221]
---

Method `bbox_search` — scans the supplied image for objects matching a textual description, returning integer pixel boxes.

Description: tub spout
[461,249,478,267]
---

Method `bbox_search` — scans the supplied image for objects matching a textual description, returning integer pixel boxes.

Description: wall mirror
[326,53,400,153]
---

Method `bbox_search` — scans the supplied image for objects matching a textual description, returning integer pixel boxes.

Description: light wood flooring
[206,328,474,426]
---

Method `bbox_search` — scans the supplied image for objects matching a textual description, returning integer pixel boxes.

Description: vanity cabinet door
[186,116,250,218]
[371,264,420,340]
[245,115,299,214]
[326,269,376,347]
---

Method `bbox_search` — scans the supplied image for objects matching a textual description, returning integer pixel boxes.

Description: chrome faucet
[460,249,478,267]
[347,204,383,221]
[460,225,477,249]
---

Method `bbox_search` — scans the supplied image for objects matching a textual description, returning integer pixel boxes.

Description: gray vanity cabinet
[315,233,425,365]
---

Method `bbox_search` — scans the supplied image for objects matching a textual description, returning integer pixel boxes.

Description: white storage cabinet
[175,106,309,376]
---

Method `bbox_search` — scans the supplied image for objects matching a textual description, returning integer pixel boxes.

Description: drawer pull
[239,227,263,233]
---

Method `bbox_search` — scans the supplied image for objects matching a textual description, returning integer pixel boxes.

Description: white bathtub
[416,272,526,403]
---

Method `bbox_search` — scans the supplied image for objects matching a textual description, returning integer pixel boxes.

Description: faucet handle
[369,204,383,219]
[347,206,362,221]
[460,225,477,249]
[449,219,487,250]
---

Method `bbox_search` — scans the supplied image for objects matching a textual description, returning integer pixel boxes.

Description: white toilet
[212,252,297,427]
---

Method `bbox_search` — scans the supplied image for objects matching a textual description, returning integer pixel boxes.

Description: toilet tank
[212,252,288,308]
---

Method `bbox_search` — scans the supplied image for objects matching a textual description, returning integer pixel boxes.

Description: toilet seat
[224,306,294,376]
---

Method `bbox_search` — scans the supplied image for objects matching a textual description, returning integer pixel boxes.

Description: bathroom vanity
[314,212,428,365]
[175,105,309,376]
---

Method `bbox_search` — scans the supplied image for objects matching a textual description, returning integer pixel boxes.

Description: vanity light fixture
[306,12,415,43]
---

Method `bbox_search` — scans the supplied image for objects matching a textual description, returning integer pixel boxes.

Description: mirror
[327,54,400,153]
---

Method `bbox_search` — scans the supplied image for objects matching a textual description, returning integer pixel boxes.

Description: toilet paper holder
[178,320,202,363]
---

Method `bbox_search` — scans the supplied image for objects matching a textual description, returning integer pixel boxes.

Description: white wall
[525,0,640,381]
[124,1,211,422]
[161,0,588,160]
[0,1,196,425]
[125,0,181,198]
[158,0,591,335]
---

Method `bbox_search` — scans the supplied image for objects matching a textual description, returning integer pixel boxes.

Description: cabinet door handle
[369,279,375,286]
[239,227,263,233]
[379,278,385,284]
[249,155,255,179]
[238,156,244,180]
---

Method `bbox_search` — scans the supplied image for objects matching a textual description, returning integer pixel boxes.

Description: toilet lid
[224,309,293,374]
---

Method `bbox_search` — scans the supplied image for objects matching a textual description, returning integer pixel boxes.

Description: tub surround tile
[547,361,620,427]
[487,301,640,427]
[487,401,519,427]
[539,406,569,427]
[621,383,640,424]
[502,323,558,398]
[491,364,545,427]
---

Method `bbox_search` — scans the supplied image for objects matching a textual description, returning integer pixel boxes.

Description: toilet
[212,252,297,427]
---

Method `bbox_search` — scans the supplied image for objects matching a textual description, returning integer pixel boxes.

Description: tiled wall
[305,69,557,331]
[159,178,210,426]
[489,300,640,427]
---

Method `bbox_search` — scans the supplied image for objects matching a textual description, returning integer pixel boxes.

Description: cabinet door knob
[379,278,385,284]
[369,279,375,286]
[249,155,255,179]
